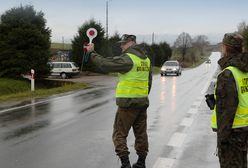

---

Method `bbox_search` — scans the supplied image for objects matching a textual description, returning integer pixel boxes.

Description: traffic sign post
[86,28,97,44]
[31,69,35,91]
[81,28,98,72]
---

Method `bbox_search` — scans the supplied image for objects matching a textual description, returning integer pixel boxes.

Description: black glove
[205,94,215,110]
[82,43,93,64]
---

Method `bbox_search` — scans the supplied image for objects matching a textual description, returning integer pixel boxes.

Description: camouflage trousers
[218,132,248,168]
[112,107,148,158]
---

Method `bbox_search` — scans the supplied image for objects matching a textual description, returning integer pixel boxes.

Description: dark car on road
[206,59,211,64]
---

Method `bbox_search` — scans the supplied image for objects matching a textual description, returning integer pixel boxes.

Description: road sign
[86,28,97,44]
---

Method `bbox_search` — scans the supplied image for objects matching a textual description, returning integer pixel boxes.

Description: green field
[51,43,72,50]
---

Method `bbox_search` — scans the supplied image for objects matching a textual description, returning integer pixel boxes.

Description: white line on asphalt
[197,96,204,100]
[180,117,194,127]
[192,101,202,107]
[0,87,110,114]
[167,132,187,147]
[187,108,197,114]
[0,100,49,114]
[201,81,210,95]
[152,157,175,168]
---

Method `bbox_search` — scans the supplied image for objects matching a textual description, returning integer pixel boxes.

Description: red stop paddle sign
[86,28,98,44]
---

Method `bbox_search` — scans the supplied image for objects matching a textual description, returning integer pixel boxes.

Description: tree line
[0,5,247,79]
[70,19,172,72]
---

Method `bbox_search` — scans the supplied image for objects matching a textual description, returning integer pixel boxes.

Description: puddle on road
[80,100,110,113]
[3,120,50,141]
[75,89,112,102]
[0,104,50,126]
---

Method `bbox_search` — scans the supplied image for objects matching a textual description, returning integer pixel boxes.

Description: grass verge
[0,78,30,95]
[0,79,88,103]
[152,66,161,74]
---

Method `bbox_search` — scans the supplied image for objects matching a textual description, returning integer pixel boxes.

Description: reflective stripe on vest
[116,53,150,98]
[211,66,248,128]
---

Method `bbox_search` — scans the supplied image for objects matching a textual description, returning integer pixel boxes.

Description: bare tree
[174,32,192,61]
[237,21,248,34]
[193,35,209,56]
[237,21,248,52]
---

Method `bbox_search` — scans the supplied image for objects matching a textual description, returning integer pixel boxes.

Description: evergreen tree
[108,32,121,56]
[0,5,51,78]
[150,44,160,67]
[71,19,105,71]
[158,42,172,66]
[140,42,171,67]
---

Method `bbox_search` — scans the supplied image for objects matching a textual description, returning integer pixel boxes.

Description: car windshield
[164,61,178,66]
[72,62,78,67]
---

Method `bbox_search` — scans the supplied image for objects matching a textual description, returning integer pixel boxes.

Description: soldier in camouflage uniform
[86,34,152,168]
[211,33,248,168]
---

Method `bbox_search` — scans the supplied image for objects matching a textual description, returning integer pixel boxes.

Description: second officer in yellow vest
[211,33,248,168]
[86,34,152,168]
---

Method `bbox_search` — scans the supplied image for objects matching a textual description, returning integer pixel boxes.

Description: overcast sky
[1,0,248,44]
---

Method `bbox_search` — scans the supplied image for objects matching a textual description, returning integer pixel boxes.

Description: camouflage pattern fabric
[117,34,136,44]
[222,33,243,48]
[215,53,248,168]
[218,132,248,168]
[112,107,148,157]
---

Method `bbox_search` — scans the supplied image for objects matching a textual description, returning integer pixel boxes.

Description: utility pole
[62,36,65,50]
[152,32,155,44]
[106,1,109,39]
[152,32,155,66]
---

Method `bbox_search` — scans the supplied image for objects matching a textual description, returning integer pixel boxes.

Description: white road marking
[167,132,187,147]
[180,117,194,127]
[0,101,47,114]
[0,87,110,114]
[201,81,210,95]
[152,157,175,168]
[192,101,202,107]
[187,108,197,114]
[152,98,202,168]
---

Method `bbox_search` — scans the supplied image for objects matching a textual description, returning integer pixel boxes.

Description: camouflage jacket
[216,52,248,142]
[90,44,152,109]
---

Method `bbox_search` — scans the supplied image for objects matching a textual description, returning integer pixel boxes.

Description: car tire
[61,73,67,79]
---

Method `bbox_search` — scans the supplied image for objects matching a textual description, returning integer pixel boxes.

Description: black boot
[120,155,131,168]
[132,155,146,168]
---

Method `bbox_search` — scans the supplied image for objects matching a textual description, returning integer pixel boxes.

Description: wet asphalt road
[0,52,220,168]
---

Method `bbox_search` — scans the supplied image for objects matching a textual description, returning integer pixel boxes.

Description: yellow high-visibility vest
[116,53,150,98]
[211,66,248,128]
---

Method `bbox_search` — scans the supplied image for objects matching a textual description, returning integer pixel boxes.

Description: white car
[161,60,182,76]
[48,61,80,79]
